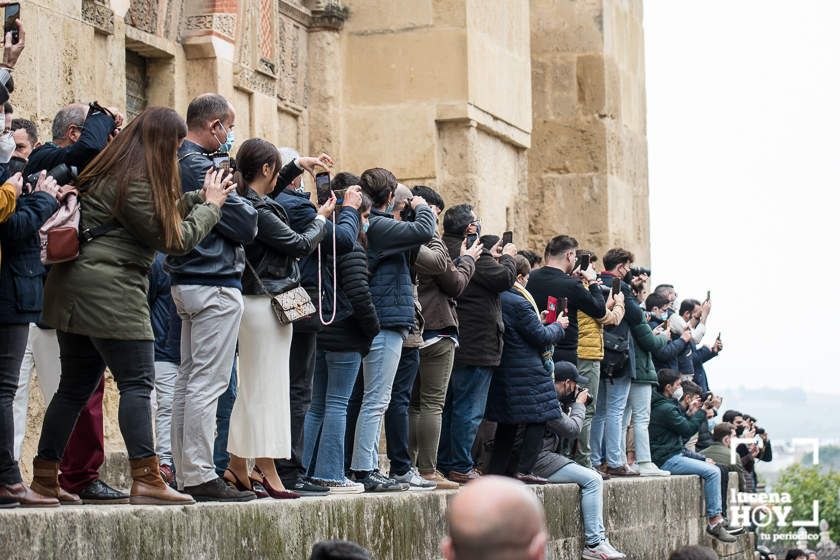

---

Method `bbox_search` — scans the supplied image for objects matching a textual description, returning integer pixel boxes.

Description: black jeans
[0,324,29,485]
[384,347,420,476]
[38,331,155,463]
[277,330,317,481]
[487,422,545,476]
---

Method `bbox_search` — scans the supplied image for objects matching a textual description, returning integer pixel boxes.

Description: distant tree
[801,445,840,472]
[766,465,840,545]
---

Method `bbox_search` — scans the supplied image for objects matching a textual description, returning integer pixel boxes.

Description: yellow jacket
[576,283,626,361]
[0,182,17,266]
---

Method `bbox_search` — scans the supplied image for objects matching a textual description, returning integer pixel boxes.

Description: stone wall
[528,0,650,262]
[0,476,753,560]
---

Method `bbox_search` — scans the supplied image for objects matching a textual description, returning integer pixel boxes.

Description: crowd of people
[0,18,782,560]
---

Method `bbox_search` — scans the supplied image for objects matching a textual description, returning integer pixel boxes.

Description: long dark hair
[233,138,280,196]
[76,107,187,249]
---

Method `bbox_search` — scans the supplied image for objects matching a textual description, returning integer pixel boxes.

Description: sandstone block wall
[0,476,752,560]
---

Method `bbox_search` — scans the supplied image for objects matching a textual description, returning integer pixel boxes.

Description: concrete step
[3,475,753,560]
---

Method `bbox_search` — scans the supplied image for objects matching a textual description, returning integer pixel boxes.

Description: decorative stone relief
[234,67,276,97]
[81,0,114,35]
[125,0,158,35]
[183,13,237,40]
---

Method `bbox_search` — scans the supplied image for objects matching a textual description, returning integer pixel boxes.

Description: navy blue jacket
[598,272,644,379]
[164,140,258,290]
[148,253,180,363]
[691,345,717,393]
[365,205,436,330]
[486,288,565,425]
[24,110,116,177]
[276,188,360,329]
[0,192,60,324]
[648,318,689,372]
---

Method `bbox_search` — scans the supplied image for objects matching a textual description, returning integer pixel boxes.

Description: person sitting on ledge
[669,545,719,560]
[441,475,547,560]
[309,539,372,560]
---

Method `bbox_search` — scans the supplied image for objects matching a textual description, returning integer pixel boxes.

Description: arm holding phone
[598,290,625,326]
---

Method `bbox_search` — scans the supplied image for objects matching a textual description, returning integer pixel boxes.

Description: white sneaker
[627,463,640,474]
[312,477,364,494]
[637,461,670,477]
[582,539,626,559]
[391,467,437,491]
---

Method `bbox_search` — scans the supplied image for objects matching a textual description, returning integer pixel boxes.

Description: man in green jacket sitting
[701,422,749,518]
[649,369,736,543]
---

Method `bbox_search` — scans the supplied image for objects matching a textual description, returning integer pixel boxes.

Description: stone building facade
[16,0,650,472]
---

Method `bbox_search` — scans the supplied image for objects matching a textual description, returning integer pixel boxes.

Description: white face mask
[671,386,684,402]
[0,131,15,164]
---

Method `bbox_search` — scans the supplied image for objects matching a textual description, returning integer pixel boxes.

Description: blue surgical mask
[707,417,717,432]
[385,202,395,214]
[216,122,235,154]
[362,221,370,234]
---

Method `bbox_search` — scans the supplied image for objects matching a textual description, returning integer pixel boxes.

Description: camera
[574,386,593,407]
[630,266,651,277]
[755,427,765,436]
[25,163,78,194]
[400,204,415,222]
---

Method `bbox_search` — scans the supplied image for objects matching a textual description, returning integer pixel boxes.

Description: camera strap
[316,210,338,326]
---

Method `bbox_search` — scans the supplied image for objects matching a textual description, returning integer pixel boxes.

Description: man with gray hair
[441,475,548,560]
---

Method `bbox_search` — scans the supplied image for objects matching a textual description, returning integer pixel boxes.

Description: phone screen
[545,296,557,323]
[315,172,331,205]
[465,233,478,248]
[212,155,231,172]
[611,277,621,295]
[502,231,513,246]
[4,4,19,44]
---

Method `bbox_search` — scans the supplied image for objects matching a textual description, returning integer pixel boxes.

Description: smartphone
[212,155,231,172]
[465,232,478,248]
[611,277,621,295]
[4,3,19,45]
[545,296,558,323]
[502,231,513,246]
[315,171,331,205]
[716,332,722,343]
[706,290,711,302]
[579,253,590,272]
[558,296,568,315]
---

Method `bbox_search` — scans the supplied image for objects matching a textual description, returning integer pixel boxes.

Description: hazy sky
[644,1,840,395]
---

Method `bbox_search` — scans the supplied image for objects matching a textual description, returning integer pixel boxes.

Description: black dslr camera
[575,386,594,407]
[25,163,78,194]
[400,204,415,222]
[630,266,651,277]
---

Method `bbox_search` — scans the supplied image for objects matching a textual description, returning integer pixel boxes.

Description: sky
[643,1,840,395]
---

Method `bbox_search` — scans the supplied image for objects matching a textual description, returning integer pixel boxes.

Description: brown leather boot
[130,456,195,506]
[31,457,80,505]
[0,482,59,508]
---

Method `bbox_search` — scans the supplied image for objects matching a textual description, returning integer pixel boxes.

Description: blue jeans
[385,347,420,476]
[590,374,631,468]
[548,462,605,547]
[621,383,652,463]
[302,350,361,481]
[213,362,237,476]
[437,365,493,474]
[351,329,404,472]
[661,453,722,519]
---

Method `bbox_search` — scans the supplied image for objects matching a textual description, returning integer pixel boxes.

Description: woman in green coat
[33,107,234,506]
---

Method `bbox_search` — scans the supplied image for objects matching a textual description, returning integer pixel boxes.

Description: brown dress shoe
[0,483,59,508]
[130,456,195,506]
[606,464,640,477]
[31,457,81,504]
[515,472,549,485]
[420,471,460,490]
[446,469,481,485]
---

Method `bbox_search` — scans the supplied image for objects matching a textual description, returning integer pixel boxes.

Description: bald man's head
[442,476,547,560]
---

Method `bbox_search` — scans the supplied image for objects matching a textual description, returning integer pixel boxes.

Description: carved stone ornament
[310,2,348,31]
[82,0,115,35]
[125,0,158,35]
[183,13,237,39]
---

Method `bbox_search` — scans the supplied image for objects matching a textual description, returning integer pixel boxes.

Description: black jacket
[148,253,180,363]
[0,192,59,324]
[24,109,116,177]
[241,187,326,296]
[442,234,517,368]
[165,140,258,289]
[526,266,606,363]
[597,272,645,379]
[317,243,380,354]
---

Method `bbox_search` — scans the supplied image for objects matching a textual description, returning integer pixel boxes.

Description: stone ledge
[1,475,752,560]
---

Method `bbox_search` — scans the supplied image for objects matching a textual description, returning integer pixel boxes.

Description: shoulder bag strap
[244,257,273,297]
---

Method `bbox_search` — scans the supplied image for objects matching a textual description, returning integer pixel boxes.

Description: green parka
[631,319,668,385]
[649,389,707,467]
[43,178,221,340]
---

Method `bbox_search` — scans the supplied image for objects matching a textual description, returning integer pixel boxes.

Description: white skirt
[227,295,293,459]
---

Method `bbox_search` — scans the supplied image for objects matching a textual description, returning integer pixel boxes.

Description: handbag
[39,191,119,265]
[245,258,315,325]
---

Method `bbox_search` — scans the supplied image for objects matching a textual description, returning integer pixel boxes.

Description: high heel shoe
[252,466,300,500]
[225,468,268,499]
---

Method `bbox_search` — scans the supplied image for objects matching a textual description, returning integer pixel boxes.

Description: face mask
[362,221,370,234]
[385,202,395,214]
[671,386,684,402]
[735,425,745,437]
[216,122,235,154]
[0,132,15,164]
[707,418,717,432]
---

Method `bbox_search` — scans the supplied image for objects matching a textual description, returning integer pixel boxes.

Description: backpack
[601,330,630,381]
[39,192,117,265]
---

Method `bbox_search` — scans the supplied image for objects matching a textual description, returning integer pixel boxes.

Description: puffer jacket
[0,192,59,324]
[443,234,517,367]
[631,319,668,385]
[317,242,380,355]
[485,288,565,425]
[240,187,326,296]
[366,205,436,330]
[577,286,625,361]
[649,389,707,467]
[416,235,476,332]
[165,141,258,290]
